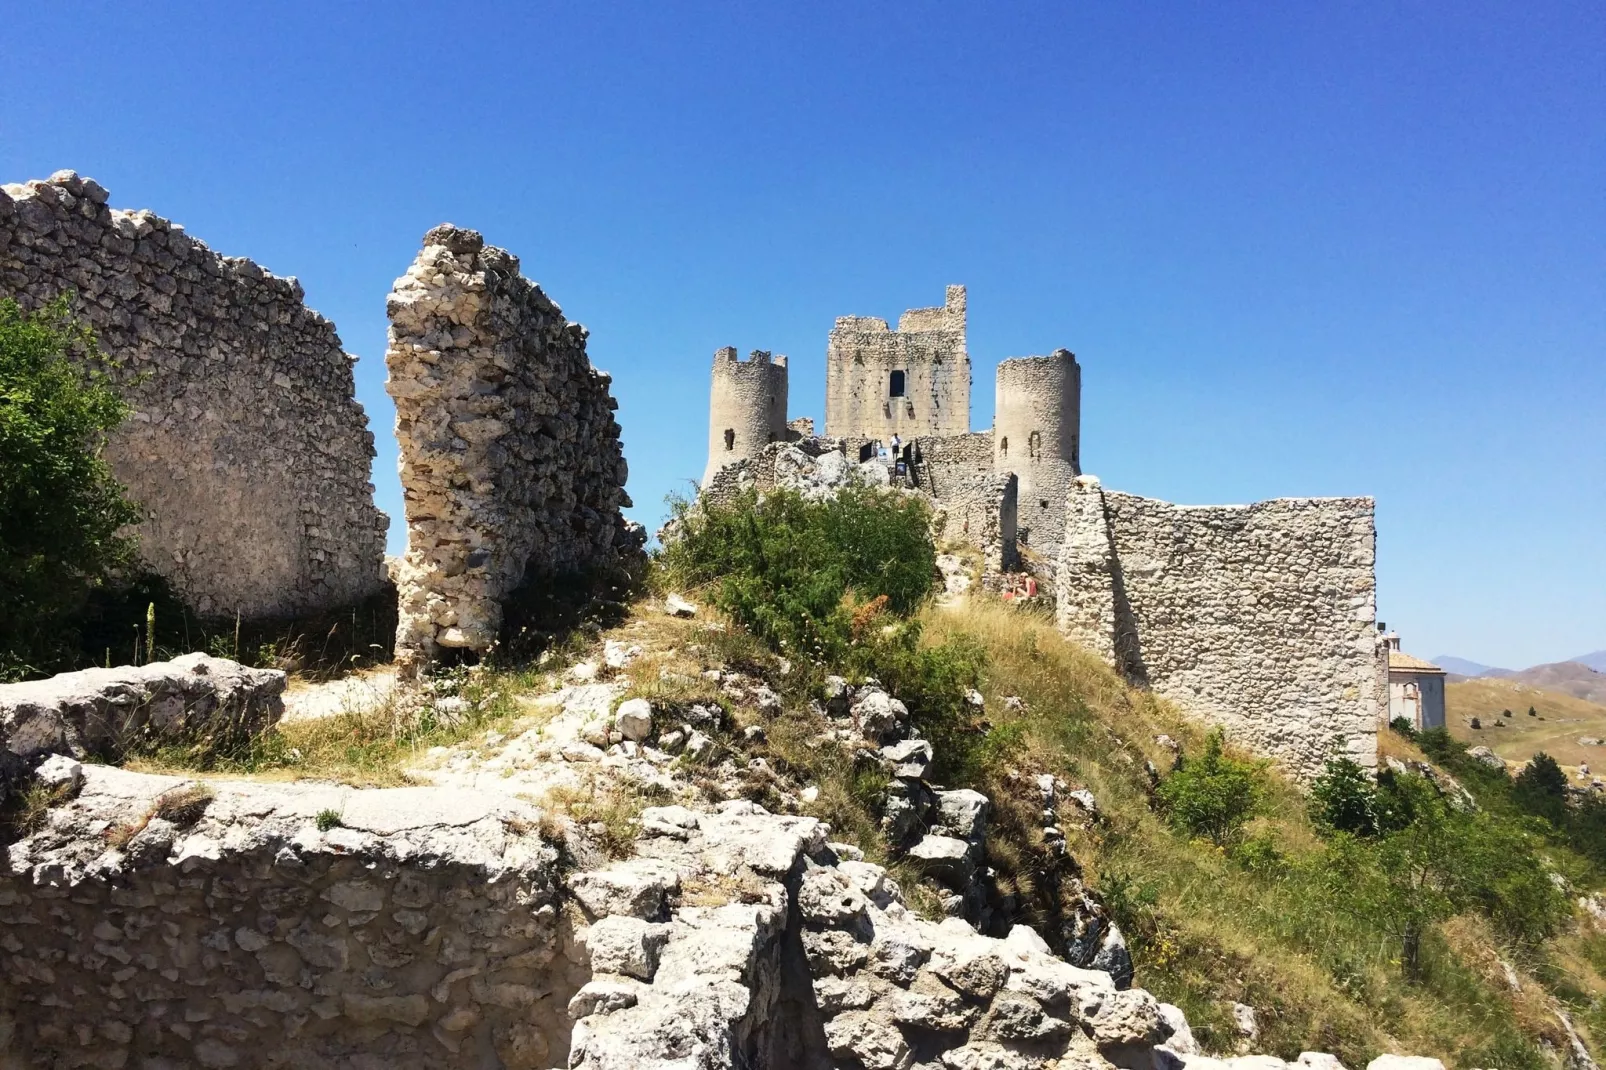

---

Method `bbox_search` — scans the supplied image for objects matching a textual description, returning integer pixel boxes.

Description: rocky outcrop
[0,654,283,800]
[0,171,387,618]
[385,224,640,674]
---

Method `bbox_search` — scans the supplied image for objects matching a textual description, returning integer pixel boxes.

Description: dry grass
[914,597,1579,1066]
[1448,678,1606,772]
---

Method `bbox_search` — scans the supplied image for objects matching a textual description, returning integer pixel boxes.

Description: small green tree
[1512,752,1569,826]
[660,484,935,661]
[1156,729,1265,847]
[1322,772,1568,979]
[0,296,140,678]
[1310,755,1378,836]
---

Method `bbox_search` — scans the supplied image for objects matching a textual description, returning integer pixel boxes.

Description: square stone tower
[824,285,970,440]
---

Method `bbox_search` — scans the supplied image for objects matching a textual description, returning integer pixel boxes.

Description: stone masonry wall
[913,434,1018,571]
[824,285,970,441]
[386,225,637,673]
[1058,479,1380,778]
[0,172,387,618]
[0,766,580,1069]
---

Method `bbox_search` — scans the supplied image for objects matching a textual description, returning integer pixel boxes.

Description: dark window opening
[889,370,906,397]
[999,437,1008,458]
[723,428,735,451]
[1040,500,1049,510]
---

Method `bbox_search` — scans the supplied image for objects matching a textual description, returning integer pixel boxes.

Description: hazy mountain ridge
[1435,653,1606,705]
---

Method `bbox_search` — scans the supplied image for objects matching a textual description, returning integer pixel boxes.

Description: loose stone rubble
[385,224,641,674]
[0,171,387,618]
[0,653,283,801]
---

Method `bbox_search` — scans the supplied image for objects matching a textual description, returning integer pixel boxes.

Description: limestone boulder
[0,654,284,798]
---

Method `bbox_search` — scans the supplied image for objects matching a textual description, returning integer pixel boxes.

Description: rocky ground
[0,586,1452,1069]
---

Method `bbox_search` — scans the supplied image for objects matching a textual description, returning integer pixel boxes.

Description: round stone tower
[704,346,789,485]
[994,350,1081,563]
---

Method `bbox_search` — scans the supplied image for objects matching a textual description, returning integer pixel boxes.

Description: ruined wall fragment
[386,225,637,672]
[0,767,578,1068]
[0,172,387,618]
[1058,481,1381,778]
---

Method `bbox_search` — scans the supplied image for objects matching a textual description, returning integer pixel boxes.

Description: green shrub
[1321,772,1568,979]
[1155,729,1265,847]
[1389,716,1417,739]
[0,296,140,679]
[660,485,936,662]
[1310,755,1380,836]
[1512,752,1568,826]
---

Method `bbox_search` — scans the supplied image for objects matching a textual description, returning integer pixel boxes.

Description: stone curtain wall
[386,225,635,672]
[1058,480,1381,778]
[824,285,970,441]
[702,347,788,486]
[995,352,1081,569]
[0,768,580,1069]
[0,172,387,618]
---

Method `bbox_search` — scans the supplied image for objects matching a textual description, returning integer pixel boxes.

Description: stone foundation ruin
[0,172,387,619]
[386,226,640,674]
[1057,478,1382,778]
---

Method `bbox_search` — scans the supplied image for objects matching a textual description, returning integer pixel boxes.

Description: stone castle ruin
[0,172,388,618]
[386,225,639,674]
[701,287,1382,776]
[704,286,1082,568]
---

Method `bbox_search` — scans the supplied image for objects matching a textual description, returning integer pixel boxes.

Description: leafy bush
[660,485,936,661]
[1155,729,1265,846]
[1310,755,1380,836]
[1512,752,1568,825]
[1389,715,1417,739]
[0,296,140,679]
[1320,772,1568,979]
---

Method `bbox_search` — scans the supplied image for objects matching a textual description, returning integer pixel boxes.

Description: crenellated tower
[994,349,1081,563]
[704,346,789,485]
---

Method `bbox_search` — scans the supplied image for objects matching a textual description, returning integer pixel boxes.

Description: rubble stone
[385,224,640,673]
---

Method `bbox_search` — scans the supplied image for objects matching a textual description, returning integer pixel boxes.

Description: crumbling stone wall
[386,225,637,673]
[912,434,1018,572]
[1058,479,1380,778]
[0,172,386,618]
[703,347,788,486]
[0,767,580,1069]
[825,285,970,441]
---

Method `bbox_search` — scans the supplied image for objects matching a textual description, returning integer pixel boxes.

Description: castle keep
[825,284,970,440]
[702,287,1382,777]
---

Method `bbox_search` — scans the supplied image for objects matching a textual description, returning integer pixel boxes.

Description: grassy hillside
[114,486,1605,1068]
[1448,677,1606,772]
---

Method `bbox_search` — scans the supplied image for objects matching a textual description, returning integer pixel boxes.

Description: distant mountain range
[1432,652,1606,706]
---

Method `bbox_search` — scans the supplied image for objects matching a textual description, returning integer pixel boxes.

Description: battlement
[897,284,967,333]
[705,344,790,485]
[714,346,789,369]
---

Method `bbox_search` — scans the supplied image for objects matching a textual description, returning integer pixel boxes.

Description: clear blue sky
[3,3,1601,668]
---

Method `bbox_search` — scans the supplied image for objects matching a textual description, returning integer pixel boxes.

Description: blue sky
[3,3,1601,668]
